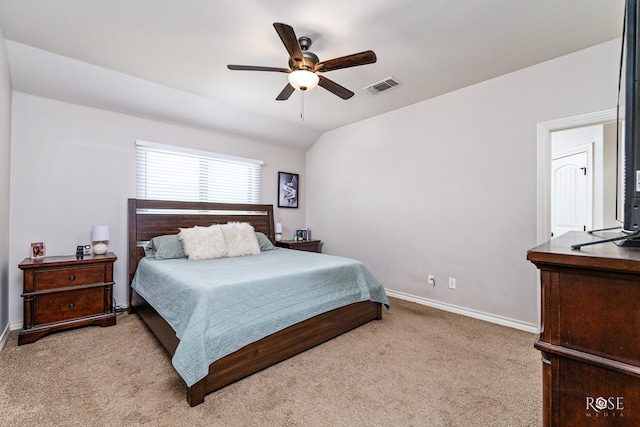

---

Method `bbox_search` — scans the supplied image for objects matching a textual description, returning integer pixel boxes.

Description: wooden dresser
[18,252,117,345]
[527,232,640,426]
[275,239,322,253]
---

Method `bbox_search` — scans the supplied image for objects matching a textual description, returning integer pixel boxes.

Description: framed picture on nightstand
[278,171,299,208]
[30,242,45,259]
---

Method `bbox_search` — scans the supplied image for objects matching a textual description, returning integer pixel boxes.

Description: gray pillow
[255,232,276,251]
[145,234,186,259]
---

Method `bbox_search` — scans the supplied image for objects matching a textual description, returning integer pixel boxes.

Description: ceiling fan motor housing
[289,44,319,70]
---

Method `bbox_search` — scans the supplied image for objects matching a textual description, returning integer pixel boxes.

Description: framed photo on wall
[278,171,299,208]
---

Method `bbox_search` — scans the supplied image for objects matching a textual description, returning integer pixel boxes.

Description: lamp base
[93,242,108,255]
[275,233,282,242]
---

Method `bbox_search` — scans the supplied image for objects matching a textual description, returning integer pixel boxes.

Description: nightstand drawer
[34,265,106,291]
[275,240,322,253]
[34,287,106,324]
[292,243,319,252]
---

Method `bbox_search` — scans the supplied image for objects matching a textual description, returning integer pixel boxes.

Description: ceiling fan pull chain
[300,91,305,121]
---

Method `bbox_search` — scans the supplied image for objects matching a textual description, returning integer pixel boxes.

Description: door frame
[551,143,594,236]
[536,108,619,244]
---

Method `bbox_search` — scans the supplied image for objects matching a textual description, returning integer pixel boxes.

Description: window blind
[136,140,263,204]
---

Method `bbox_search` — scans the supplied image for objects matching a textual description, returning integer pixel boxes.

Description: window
[136,140,262,204]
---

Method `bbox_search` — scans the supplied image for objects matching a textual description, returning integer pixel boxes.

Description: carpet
[0,297,541,426]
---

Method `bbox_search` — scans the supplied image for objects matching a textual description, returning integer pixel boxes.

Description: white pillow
[223,222,261,257]
[178,225,227,260]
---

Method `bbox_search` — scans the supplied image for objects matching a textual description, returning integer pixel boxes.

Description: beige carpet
[0,298,541,426]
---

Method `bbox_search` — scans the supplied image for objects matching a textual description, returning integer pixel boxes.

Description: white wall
[0,25,12,336]
[8,93,306,325]
[306,40,621,327]
[552,125,603,153]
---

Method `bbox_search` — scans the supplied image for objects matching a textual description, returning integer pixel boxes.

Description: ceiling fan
[227,23,377,101]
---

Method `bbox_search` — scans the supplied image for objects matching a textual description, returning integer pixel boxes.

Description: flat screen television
[573,0,640,249]
[623,0,640,236]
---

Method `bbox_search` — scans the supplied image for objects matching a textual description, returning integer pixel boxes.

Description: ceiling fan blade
[276,84,295,101]
[227,65,290,73]
[318,75,354,100]
[273,23,304,68]
[314,50,377,72]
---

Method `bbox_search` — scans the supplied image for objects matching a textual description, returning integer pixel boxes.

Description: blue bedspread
[131,248,389,387]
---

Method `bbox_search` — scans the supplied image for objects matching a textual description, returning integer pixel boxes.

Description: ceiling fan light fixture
[288,69,319,91]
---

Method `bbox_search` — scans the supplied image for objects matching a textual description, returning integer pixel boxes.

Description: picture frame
[31,242,45,259]
[278,171,299,208]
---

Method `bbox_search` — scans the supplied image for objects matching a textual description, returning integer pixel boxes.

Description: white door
[551,148,592,237]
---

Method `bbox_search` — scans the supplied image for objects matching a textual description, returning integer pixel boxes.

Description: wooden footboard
[131,288,382,406]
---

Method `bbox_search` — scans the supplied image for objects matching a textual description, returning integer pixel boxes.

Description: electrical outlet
[448,278,456,289]
[427,275,435,285]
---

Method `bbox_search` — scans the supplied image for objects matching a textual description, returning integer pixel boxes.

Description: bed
[127,198,388,406]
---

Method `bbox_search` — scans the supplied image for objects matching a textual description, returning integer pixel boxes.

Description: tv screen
[623,0,640,234]
[573,0,640,249]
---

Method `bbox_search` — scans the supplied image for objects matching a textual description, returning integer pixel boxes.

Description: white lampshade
[91,225,110,241]
[288,70,319,91]
[91,225,110,255]
[274,223,283,242]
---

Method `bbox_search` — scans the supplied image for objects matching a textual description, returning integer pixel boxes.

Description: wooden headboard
[127,198,275,305]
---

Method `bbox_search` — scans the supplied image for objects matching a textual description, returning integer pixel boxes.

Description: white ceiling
[0,0,625,149]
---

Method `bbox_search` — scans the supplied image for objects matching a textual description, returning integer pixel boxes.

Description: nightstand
[275,239,323,253]
[18,252,117,345]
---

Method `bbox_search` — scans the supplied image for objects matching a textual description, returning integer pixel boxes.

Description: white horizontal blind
[136,141,262,204]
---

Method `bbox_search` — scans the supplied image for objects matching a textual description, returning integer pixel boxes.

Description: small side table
[18,252,117,345]
[275,239,323,253]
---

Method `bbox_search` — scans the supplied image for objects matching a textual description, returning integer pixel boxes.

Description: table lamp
[91,225,110,255]
[274,223,283,242]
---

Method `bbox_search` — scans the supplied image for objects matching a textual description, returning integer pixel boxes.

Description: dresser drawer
[33,265,106,291]
[34,287,106,325]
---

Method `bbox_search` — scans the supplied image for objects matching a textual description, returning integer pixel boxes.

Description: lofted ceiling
[0,0,625,149]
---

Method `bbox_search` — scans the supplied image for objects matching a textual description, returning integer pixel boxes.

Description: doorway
[536,109,621,244]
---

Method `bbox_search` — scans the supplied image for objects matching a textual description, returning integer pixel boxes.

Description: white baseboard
[385,289,539,334]
[0,322,10,352]
[2,296,535,352]
[10,319,23,331]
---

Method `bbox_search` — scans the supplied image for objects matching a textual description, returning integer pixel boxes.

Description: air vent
[363,76,402,94]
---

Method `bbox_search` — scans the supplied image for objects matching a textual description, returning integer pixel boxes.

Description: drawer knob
[68,275,75,281]
[68,302,75,309]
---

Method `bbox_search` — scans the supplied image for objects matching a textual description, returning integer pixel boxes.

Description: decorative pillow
[223,222,261,257]
[255,232,276,251]
[178,225,227,260]
[145,234,186,259]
